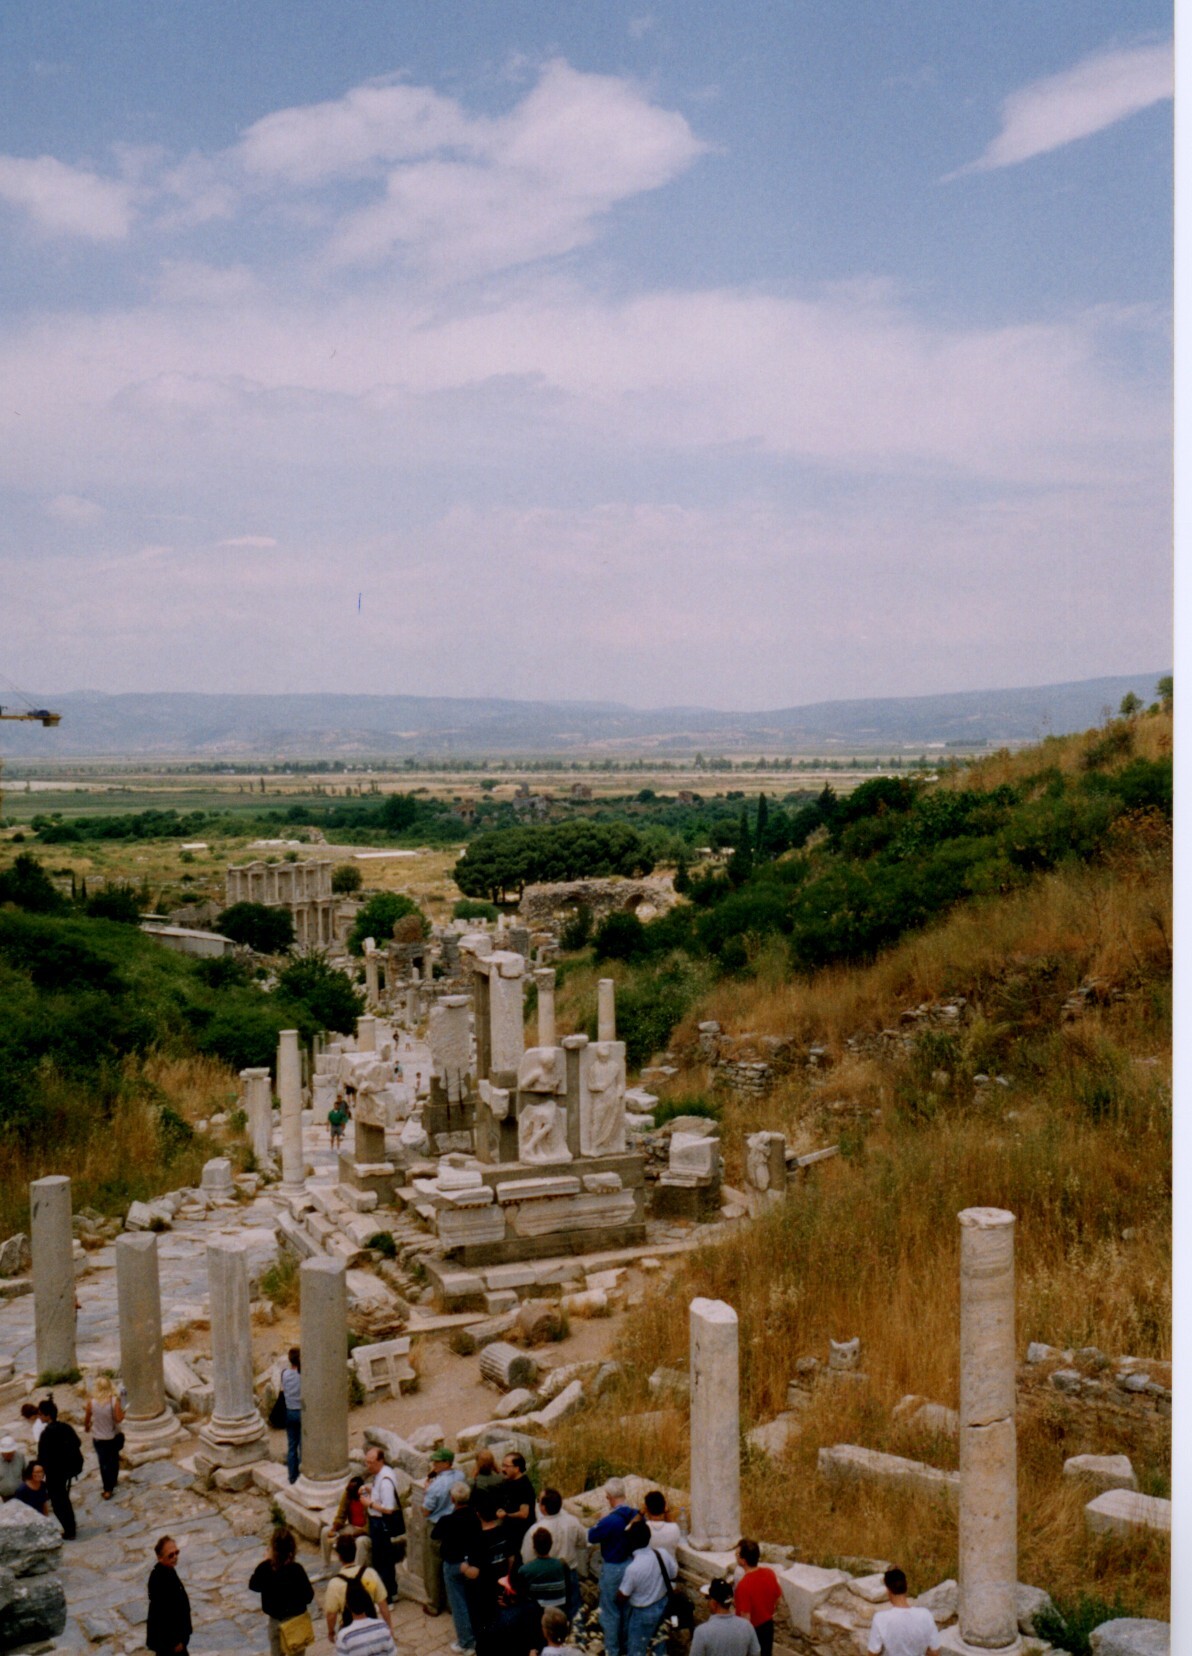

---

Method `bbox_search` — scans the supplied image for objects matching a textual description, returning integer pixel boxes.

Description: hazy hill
[0,673,1168,759]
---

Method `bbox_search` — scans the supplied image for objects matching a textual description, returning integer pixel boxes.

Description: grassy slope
[550,716,1171,1618]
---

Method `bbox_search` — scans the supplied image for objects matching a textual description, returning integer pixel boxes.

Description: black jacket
[248,1560,314,1621]
[146,1563,192,1655]
[37,1421,82,1483]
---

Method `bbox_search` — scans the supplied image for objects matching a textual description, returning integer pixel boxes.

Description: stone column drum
[30,1176,76,1381]
[534,969,557,1048]
[292,1256,350,1507]
[689,1297,740,1551]
[278,1029,304,1189]
[957,1208,1020,1653]
[115,1233,181,1456]
[597,978,616,1043]
[364,951,380,1009]
[196,1239,269,1471]
[243,1068,273,1164]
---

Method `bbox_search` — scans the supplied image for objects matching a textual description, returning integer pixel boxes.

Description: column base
[287,1470,351,1511]
[121,1408,185,1464]
[939,1628,1022,1656]
[196,1417,270,1472]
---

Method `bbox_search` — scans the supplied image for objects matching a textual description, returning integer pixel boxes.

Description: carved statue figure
[517,1046,565,1095]
[518,1099,572,1165]
[746,1132,772,1192]
[582,1041,626,1157]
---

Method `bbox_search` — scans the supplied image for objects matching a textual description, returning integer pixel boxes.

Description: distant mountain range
[0,674,1169,760]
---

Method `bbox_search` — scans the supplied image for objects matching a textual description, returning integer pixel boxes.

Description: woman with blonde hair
[84,1373,124,1500]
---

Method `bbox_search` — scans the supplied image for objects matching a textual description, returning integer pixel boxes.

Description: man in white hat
[0,1435,27,1501]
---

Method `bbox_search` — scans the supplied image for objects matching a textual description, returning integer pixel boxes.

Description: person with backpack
[35,1398,83,1540]
[248,1526,315,1656]
[334,1579,396,1656]
[322,1535,392,1642]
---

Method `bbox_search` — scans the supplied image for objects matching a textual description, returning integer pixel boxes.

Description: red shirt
[734,1567,782,1626]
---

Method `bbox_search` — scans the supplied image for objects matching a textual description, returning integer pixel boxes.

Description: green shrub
[453,898,499,922]
[593,911,649,962]
[276,953,364,1034]
[217,902,295,953]
[1033,1594,1136,1656]
[559,906,593,951]
[348,892,427,955]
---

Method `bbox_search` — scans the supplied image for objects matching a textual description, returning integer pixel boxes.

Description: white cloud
[238,78,476,184]
[45,493,104,523]
[218,534,278,548]
[0,154,133,238]
[950,41,1172,176]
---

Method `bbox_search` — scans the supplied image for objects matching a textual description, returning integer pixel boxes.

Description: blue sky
[0,2,1172,705]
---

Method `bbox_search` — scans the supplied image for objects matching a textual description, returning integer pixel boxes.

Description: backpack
[337,1566,366,1631]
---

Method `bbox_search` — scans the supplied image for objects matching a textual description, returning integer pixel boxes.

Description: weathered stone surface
[1063,1453,1138,1492]
[515,1300,565,1344]
[777,1562,849,1637]
[506,1189,637,1238]
[669,1132,718,1178]
[817,1444,960,1503]
[493,1388,538,1419]
[689,1297,739,1551]
[527,1379,585,1430]
[0,1234,31,1279]
[1016,1583,1055,1635]
[1084,1489,1171,1537]
[1089,1618,1171,1656]
[915,1580,958,1621]
[0,1505,63,1578]
[31,1174,76,1379]
[747,1414,800,1457]
[0,1566,67,1646]
[438,1203,506,1250]
[479,1342,538,1391]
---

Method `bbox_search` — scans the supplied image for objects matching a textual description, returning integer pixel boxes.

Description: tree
[0,853,64,913]
[1119,691,1143,718]
[331,863,363,895]
[593,910,649,962]
[673,850,691,895]
[216,902,295,954]
[85,884,142,924]
[1157,674,1173,710]
[276,953,364,1034]
[347,891,427,955]
[754,793,770,856]
[726,806,753,887]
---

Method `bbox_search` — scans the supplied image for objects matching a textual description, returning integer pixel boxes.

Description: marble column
[30,1176,76,1380]
[472,969,492,1080]
[243,1068,273,1165]
[488,952,526,1083]
[115,1233,181,1455]
[689,1297,740,1551]
[364,951,380,1010]
[957,1208,1020,1652]
[278,1029,305,1190]
[356,1015,377,1053]
[197,1238,268,1470]
[562,1033,588,1160]
[597,978,616,1043]
[292,1256,350,1507]
[534,968,557,1048]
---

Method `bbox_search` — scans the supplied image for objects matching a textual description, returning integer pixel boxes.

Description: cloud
[45,493,104,523]
[242,59,706,276]
[0,154,133,238]
[218,534,278,548]
[949,41,1172,176]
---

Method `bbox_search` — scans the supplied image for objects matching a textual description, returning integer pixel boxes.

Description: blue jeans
[443,1560,475,1651]
[598,1560,629,1656]
[285,1409,301,1484]
[627,1596,668,1656]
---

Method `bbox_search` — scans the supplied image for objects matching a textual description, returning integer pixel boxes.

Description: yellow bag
[277,1611,315,1655]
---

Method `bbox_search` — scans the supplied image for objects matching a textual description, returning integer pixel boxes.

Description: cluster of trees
[455,821,656,902]
[0,860,366,1140]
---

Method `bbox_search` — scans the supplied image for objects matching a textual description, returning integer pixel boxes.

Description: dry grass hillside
[551,715,1172,1620]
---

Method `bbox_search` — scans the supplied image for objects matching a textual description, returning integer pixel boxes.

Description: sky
[0,1,1173,708]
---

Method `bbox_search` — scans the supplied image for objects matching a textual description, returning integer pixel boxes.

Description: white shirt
[369,1466,398,1516]
[647,1519,682,1553]
[868,1606,940,1656]
[520,1509,588,1568]
[619,1546,675,1608]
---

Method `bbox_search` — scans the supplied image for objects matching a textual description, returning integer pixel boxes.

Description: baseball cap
[702,1579,734,1606]
[430,1447,454,1462]
[0,1436,16,1453]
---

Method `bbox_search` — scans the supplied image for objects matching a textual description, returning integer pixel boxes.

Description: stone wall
[1018,1344,1171,1460]
[517,878,674,928]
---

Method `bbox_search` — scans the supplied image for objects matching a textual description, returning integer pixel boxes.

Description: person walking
[334,1579,396,1656]
[146,1535,192,1656]
[277,1348,302,1484]
[586,1478,638,1656]
[732,1539,782,1656]
[84,1375,125,1501]
[616,1520,675,1656]
[248,1527,315,1656]
[322,1535,392,1641]
[36,1398,83,1540]
[328,1099,348,1150]
[867,1568,941,1656]
[363,1446,404,1604]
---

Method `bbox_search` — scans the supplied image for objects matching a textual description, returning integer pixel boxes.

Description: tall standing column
[689,1297,740,1551]
[196,1239,268,1471]
[278,1029,305,1190]
[292,1256,350,1507]
[364,950,380,1010]
[958,1208,1020,1653]
[534,969,557,1048]
[562,1034,588,1161]
[116,1233,181,1456]
[243,1068,274,1165]
[30,1176,76,1380]
[597,978,616,1043]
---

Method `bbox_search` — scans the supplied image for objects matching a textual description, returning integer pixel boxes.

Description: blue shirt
[281,1367,302,1409]
[587,1505,638,1563]
[423,1467,459,1523]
